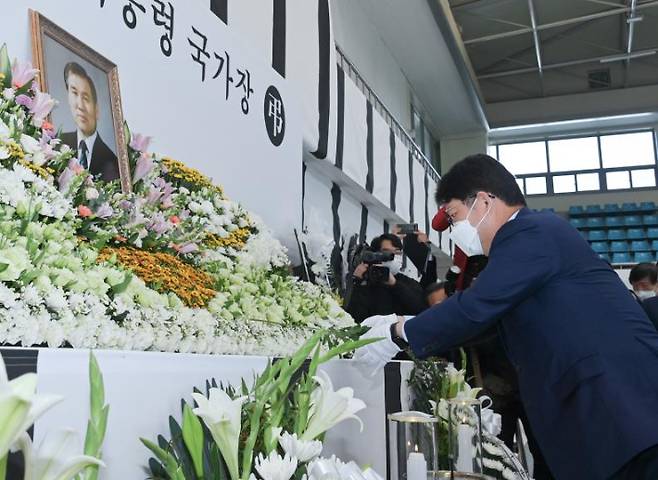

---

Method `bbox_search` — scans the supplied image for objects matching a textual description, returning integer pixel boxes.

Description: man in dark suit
[60,62,119,182]
[355,154,658,479]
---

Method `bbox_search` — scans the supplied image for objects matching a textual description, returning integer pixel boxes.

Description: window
[498,142,548,175]
[576,173,600,191]
[489,129,657,195]
[553,175,576,194]
[606,171,631,190]
[600,132,655,168]
[548,137,599,172]
[525,176,547,195]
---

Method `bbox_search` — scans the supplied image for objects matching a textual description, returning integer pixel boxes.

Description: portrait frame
[30,9,131,192]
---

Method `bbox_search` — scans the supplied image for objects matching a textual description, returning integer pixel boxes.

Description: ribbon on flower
[479,395,502,437]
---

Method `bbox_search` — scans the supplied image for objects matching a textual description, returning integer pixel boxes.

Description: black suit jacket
[642,296,658,331]
[61,131,120,182]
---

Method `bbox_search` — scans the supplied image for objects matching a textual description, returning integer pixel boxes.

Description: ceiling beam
[625,0,638,86]
[478,47,658,79]
[463,0,658,45]
[526,0,544,95]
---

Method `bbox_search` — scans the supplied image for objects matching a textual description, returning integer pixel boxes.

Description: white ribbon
[479,396,502,437]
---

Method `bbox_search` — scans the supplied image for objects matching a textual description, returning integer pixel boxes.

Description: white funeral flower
[192,388,247,480]
[0,354,63,459]
[16,429,105,480]
[2,88,14,101]
[279,431,323,463]
[255,451,298,480]
[301,371,366,441]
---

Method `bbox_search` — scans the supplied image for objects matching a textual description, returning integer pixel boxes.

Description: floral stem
[0,454,7,480]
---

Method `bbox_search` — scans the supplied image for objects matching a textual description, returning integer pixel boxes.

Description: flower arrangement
[0,44,354,356]
[408,357,529,480]
[142,331,384,480]
[0,350,108,480]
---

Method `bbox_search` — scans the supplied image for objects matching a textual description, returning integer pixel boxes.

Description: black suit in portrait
[61,131,120,182]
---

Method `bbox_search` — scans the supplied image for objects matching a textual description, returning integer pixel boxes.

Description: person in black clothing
[345,234,427,324]
[396,228,438,288]
[629,263,658,301]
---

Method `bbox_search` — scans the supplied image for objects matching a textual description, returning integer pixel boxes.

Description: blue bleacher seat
[627,228,646,240]
[586,217,604,228]
[622,202,639,212]
[610,241,629,253]
[652,240,658,251]
[569,206,585,216]
[607,230,627,241]
[634,252,655,263]
[604,203,620,213]
[624,215,643,227]
[590,242,609,253]
[648,228,658,240]
[605,217,624,228]
[643,215,658,226]
[588,230,607,241]
[570,218,586,229]
[599,254,611,263]
[640,202,656,212]
[631,240,651,252]
[586,205,603,215]
[612,252,632,264]
[541,208,555,213]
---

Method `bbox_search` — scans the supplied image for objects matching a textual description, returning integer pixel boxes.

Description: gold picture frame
[30,9,131,192]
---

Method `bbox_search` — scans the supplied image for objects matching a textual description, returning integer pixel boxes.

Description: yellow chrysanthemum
[161,157,224,197]
[18,158,54,179]
[204,227,252,250]
[98,246,216,308]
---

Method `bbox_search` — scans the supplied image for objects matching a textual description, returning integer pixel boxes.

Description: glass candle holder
[387,411,439,480]
[447,398,484,475]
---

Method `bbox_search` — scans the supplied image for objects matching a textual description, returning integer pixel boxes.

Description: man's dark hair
[435,154,527,206]
[64,62,98,104]
[370,233,403,252]
[629,263,658,284]
[424,281,446,297]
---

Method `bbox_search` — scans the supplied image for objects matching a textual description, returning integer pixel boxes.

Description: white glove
[353,314,402,375]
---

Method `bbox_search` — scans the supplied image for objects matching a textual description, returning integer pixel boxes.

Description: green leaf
[0,263,9,274]
[182,403,204,479]
[0,454,7,480]
[168,416,195,479]
[141,439,186,480]
[0,44,11,89]
[110,272,133,295]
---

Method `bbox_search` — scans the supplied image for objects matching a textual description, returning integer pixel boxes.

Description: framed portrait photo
[30,10,131,192]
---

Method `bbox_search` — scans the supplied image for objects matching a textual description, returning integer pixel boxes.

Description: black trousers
[610,444,658,480]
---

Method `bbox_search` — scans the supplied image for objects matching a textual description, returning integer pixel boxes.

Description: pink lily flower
[132,153,154,184]
[11,59,38,89]
[129,133,151,153]
[29,92,55,127]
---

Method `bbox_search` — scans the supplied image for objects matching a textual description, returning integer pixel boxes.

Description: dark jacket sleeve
[391,275,428,315]
[405,222,558,358]
[345,284,372,324]
[642,298,658,332]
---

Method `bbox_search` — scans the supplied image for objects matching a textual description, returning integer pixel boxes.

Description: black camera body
[357,250,394,285]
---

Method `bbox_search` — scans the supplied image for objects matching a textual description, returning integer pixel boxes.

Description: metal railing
[335,45,440,182]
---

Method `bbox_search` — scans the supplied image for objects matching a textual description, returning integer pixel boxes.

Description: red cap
[432,207,451,232]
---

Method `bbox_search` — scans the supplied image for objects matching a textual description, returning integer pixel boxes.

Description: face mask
[383,255,403,276]
[449,198,493,257]
[636,290,656,300]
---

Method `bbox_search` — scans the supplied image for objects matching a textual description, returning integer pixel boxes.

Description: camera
[396,223,418,235]
[355,249,394,285]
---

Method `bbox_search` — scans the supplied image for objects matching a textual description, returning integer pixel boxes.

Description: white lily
[301,371,366,441]
[0,355,62,459]
[254,451,297,480]
[16,429,105,480]
[279,431,323,463]
[191,388,247,480]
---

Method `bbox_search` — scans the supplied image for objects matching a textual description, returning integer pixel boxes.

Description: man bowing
[354,154,658,480]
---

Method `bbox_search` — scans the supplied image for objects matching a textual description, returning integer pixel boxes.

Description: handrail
[335,45,441,183]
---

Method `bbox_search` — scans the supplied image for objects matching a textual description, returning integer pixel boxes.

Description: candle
[406,451,427,480]
[455,423,473,473]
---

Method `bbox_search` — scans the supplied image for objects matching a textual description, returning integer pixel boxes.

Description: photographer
[394,224,438,288]
[345,234,427,324]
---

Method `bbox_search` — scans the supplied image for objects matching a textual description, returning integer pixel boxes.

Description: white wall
[440,133,488,173]
[331,0,413,132]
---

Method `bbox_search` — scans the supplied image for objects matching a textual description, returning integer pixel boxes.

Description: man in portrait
[60,62,119,181]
